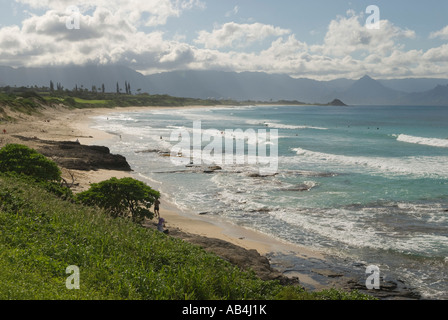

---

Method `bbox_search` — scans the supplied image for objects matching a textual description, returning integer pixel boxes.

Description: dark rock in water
[158,152,171,157]
[247,172,278,178]
[327,99,348,106]
[312,269,344,278]
[202,165,223,174]
[13,135,132,171]
[280,184,314,192]
[186,164,202,168]
[329,275,421,300]
[135,149,160,153]
[248,208,271,213]
[284,170,338,178]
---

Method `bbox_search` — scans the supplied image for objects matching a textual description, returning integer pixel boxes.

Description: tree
[102,83,105,93]
[76,177,160,223]
[116,82,120,94]
[0,144,61,182]
[50,80,54,92]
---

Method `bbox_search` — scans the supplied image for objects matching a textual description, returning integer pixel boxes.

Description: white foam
[292,147,448,178]
[396,134,448,148]
[272,208,448,256]
[245,120,328,130]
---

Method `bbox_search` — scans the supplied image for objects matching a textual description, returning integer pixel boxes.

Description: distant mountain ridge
[1,65,448,106]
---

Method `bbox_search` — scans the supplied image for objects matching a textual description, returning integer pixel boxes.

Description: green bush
[0,144,61,182]
[63,97,76,107]
[76,177,160,222]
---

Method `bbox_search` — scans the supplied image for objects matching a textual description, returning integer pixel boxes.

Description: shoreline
[0,104,422,299]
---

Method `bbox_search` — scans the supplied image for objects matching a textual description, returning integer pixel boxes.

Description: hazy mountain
[146,70,328,102]
[400,84,448,106]
[327,75,406,105]
[1,65,448,106]
[379,78,448,93]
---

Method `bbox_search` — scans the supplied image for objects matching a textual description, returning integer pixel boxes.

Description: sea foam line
[246,120,328,130]
[395,134,448,148]
[292,147,448,178]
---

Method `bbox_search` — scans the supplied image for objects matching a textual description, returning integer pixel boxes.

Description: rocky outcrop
[328,273,421,300]
[144,221,300,286]
[327,99,348,106]
[13,135,132,171]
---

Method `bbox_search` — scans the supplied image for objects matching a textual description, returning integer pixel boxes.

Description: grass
[72,97,110,105]
[0,174,375,300]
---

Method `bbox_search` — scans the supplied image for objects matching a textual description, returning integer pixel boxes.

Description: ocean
[90,105,448,299]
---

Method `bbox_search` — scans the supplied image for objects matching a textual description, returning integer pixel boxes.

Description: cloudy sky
[1,0,448,80]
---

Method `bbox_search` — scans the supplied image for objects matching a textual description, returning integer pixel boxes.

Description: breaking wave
[395,134,448,148]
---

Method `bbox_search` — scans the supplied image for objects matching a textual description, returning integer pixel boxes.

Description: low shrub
[0,144,61,182]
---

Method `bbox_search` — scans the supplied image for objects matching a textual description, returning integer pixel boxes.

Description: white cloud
[2,4,448,80]
[430,26,448,40]
[0,6,171,67]
[194,22,291,49]
[315,14,416,57]
[423,44,448,62]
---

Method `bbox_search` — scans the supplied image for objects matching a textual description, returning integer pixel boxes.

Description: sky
[1,0,448,80]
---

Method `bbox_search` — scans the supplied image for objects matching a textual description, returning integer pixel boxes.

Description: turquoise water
[91,105,448,299]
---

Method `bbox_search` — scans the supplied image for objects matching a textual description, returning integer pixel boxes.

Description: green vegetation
[0,144,61,182]
[0,85,238,111]
[72,97,109,105]
[0,84,311,114]
[0,91,45,118]
[0,144,73,201]
[77,177,160,223]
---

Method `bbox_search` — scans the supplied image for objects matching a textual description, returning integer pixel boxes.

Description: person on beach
[154,199,160,218]
[157,217,169,234]
[2,129,6,134]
